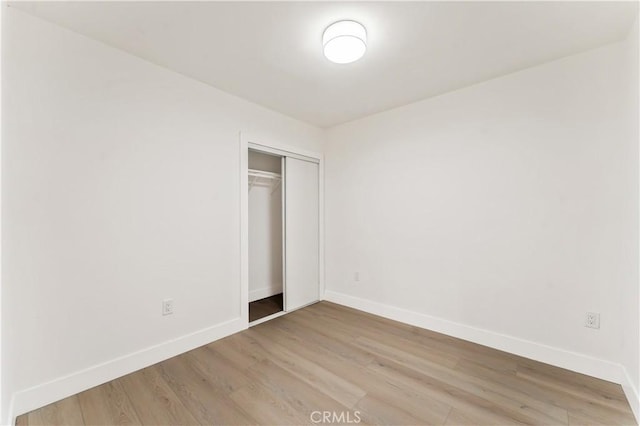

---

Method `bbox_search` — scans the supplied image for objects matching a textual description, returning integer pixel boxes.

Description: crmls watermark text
[310,410,362,424]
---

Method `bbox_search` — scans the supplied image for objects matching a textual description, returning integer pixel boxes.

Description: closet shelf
[248,169,281,193]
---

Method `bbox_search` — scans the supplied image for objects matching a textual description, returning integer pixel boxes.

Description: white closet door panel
[285,157,319,311]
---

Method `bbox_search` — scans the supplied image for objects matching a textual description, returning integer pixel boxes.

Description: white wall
[0,2,4,424]
[1,7,323,424]
[325,38,638,386]
[248,151,281,174]
[248,151,283,302]
[248,186,283,302]
[621,16,640,419]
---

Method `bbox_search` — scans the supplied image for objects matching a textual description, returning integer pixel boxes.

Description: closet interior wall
[248,150,283,303]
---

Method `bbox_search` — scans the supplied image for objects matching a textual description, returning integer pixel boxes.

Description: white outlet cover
[162,299,174,316]
[585,312,600,329]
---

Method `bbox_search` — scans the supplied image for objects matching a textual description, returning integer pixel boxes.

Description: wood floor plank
[367,355,567,425]
[186,345,251,394]
[456,357,634,425]
[247,328,367,408]
[205,331,267,370]
[245,359,350,421]
[355,394,431,426]
[255,319,376,387]
[229,382,312,425]
[16,302,636,426]
[516,363,632,413]
[76,380,141,425]
[157,354,257,425]
[312,302,520,373]
[444,407,527,426]
[567,410,636,426]
[251,329,452,425]
[262,314,375,366]
[283,309,362,345]
[27,396,84,426]
[262,317,452,424]
[351,363,452,425]
[451,358,570,423]
[118,366,198,425]
[315,302,523,373]
[15,414,29,426]
[517,357,624,395]
[565,399,637,425]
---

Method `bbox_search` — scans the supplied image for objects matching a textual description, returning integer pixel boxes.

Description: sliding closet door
[285,157,319,311]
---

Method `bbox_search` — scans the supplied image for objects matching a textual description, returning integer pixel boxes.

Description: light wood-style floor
[17,302,636,426]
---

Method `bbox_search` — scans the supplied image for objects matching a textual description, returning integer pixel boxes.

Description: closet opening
[248,149,284,323]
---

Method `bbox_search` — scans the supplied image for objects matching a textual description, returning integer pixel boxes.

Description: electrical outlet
[354,272,360,282]
[162,299,174,316]
[585,312,600,329]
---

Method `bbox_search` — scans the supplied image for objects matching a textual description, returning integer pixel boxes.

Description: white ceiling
[11,1,638,128]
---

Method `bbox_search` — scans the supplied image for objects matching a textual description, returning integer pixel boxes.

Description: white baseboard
[8,317,245,426]
[249,286,282,302]
[621,366,640,425]
[324,291,624,384]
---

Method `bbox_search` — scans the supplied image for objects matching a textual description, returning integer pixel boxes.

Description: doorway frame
[239,132,324,328]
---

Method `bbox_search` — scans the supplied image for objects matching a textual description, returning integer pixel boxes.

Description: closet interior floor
[249,293,283,322]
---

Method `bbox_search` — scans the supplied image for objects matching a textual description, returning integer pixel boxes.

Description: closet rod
[248,169,281,179]
[248,168,281,193]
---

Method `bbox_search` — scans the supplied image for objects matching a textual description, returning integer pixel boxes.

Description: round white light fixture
[322,20,367,64]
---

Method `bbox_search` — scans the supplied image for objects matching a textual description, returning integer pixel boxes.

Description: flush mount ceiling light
[322,20,367,64]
